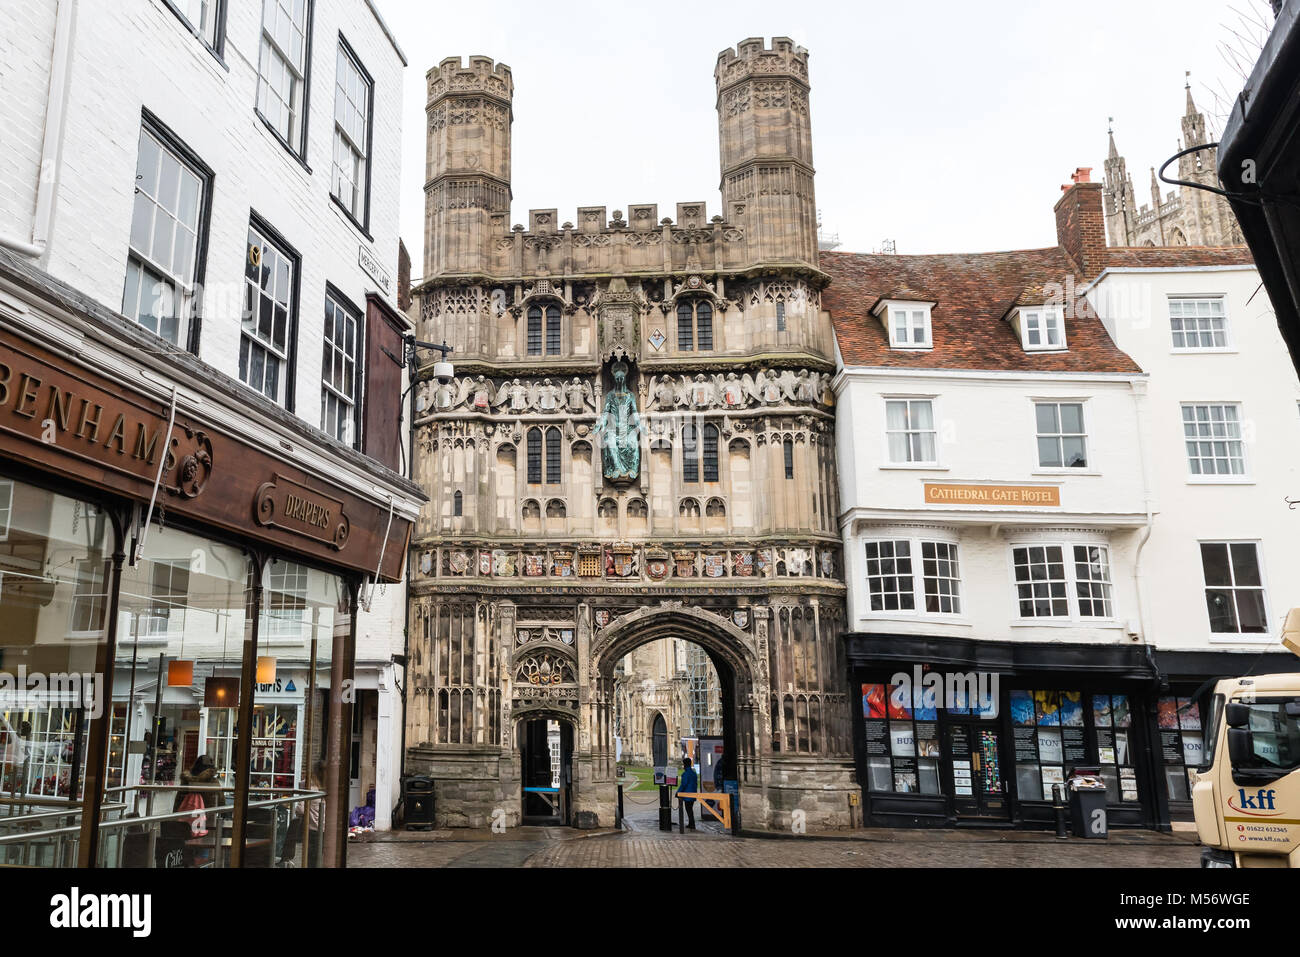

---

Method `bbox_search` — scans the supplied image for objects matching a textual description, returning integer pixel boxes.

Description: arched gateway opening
[517,711,574,825]
[579,606,764,830]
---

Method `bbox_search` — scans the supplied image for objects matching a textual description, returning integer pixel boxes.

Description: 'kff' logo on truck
[1228,788,1282,816]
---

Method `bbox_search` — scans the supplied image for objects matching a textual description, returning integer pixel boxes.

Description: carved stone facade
[1103,83,1243,248]
[406,38,855,831]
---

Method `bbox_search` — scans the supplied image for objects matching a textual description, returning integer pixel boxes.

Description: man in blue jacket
[677,757,698,829]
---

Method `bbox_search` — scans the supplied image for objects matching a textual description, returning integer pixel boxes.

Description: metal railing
[0,785,326,868]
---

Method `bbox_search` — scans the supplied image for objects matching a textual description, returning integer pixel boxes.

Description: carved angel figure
[537,377,562,412]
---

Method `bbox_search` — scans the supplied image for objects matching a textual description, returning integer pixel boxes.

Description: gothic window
[677,299,713,351]
[453,490,462,516]
[702,424,720,482]
[678,498,701,518]
[545,304,562,355]
[527,304,561,355]
[545,427,562,484]
[776,301,786,332]
[783,437,794,479]
[682,424,699,483]
[527,428,542,483]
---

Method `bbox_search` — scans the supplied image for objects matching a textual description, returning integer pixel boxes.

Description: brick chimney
[1054,167,1107,279]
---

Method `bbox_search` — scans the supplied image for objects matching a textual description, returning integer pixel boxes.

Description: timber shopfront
[0,252,419,868]
[847,634,1176,830]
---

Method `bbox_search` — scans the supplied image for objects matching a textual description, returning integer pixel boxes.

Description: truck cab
[1192,674,1300,867]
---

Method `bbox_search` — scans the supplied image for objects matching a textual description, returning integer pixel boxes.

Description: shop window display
[861,682,994,795]
[1156,696,1203,802]
[1009,690,1139,804]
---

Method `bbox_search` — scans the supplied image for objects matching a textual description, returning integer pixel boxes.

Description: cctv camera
[434,360,454,384]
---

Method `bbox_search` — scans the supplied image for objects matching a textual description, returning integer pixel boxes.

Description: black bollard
[617,784,624,829]
[1052,784,1068,840]
[658,784,671,831]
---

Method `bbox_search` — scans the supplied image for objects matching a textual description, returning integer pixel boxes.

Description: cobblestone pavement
[522,832,1201,868]
[350,823,1202,868]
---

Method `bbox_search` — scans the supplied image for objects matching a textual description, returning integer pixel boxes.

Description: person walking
[677,757,698,830]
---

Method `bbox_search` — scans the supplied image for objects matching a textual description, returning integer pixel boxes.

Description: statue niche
[595,360,640,483]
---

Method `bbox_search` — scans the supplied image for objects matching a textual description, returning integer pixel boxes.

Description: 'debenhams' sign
[0,339,212,497]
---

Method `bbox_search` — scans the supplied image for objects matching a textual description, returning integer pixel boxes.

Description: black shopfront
[847,633,1169,830]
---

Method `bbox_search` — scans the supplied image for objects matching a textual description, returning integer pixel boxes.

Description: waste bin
[404,775,436,831]
[1066,767,1108,839]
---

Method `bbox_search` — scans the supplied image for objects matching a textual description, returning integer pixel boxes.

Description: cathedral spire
[1107,117,1118,160]
[1185,70,1197,116]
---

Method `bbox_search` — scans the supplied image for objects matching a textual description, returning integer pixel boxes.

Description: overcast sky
[377,0,1269,277]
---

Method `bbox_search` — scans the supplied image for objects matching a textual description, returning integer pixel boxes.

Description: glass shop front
[0,316,411,868]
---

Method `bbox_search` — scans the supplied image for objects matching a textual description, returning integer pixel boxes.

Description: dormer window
[1013,307,1066,351]
[872,299,935,350]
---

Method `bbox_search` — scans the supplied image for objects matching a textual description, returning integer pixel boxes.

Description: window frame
[676,298,714,352]
[1199,540,1270,638]
[885,303,933,350]
[1018,306,1067,352]
[545,426,563,484]
[255,0,315,163]
[330,33,374,235]
[1008,540,1117,624]
[883,396,939,467]
[320,283,364,450]
[1033,399,1089,470]
[1168,295,1232,352]
[241,212,301,411]
[861,535,965,619]
[682,423,700,484]
[526,428,543,485]
[160,0,228,60]
[123,109,214,354]
[1181,402,1248,479]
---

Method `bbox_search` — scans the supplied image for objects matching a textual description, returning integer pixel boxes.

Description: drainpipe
[1129,377,1155,645]
[0,0,76,259]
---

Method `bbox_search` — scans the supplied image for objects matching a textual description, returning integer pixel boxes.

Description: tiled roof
[823,247,1144,373]
[1102,245,1255,268]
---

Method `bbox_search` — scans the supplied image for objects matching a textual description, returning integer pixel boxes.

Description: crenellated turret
[424,56,514,278]
[714,37,818,267]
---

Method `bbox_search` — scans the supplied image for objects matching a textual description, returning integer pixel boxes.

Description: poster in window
[1014,726,1038,761]
[1059,692,1084,727]
[863,683,888,719]
[890,721,915,757]
[1179,699,1201,731]
[1098,747,1116,764]
[1182,732,1204,767]
[916,721,940,757]
[1157,697,1179,731]
[1035,690,1061,726]
[1115,731,1130,765]
[1037,729,1063,763]
[1161,731,1183,764]
[893,770,919,793]
[1041,765,1065,797]
[864,719,889,757]
[1113,695,1132,728]
[887,687,913,720]
[974,695,999,719]
[1010,690,1035,726]
[1092,694,1113,727]
[1120,766,1138,802]
[1062,727,1087,763]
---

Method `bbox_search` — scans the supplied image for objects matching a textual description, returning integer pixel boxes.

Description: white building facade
[1086,260,1300,814]
[0,0,419,866]
[825,174,1296,831]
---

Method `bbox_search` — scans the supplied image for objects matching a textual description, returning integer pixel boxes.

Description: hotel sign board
[923,483,1061,507]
